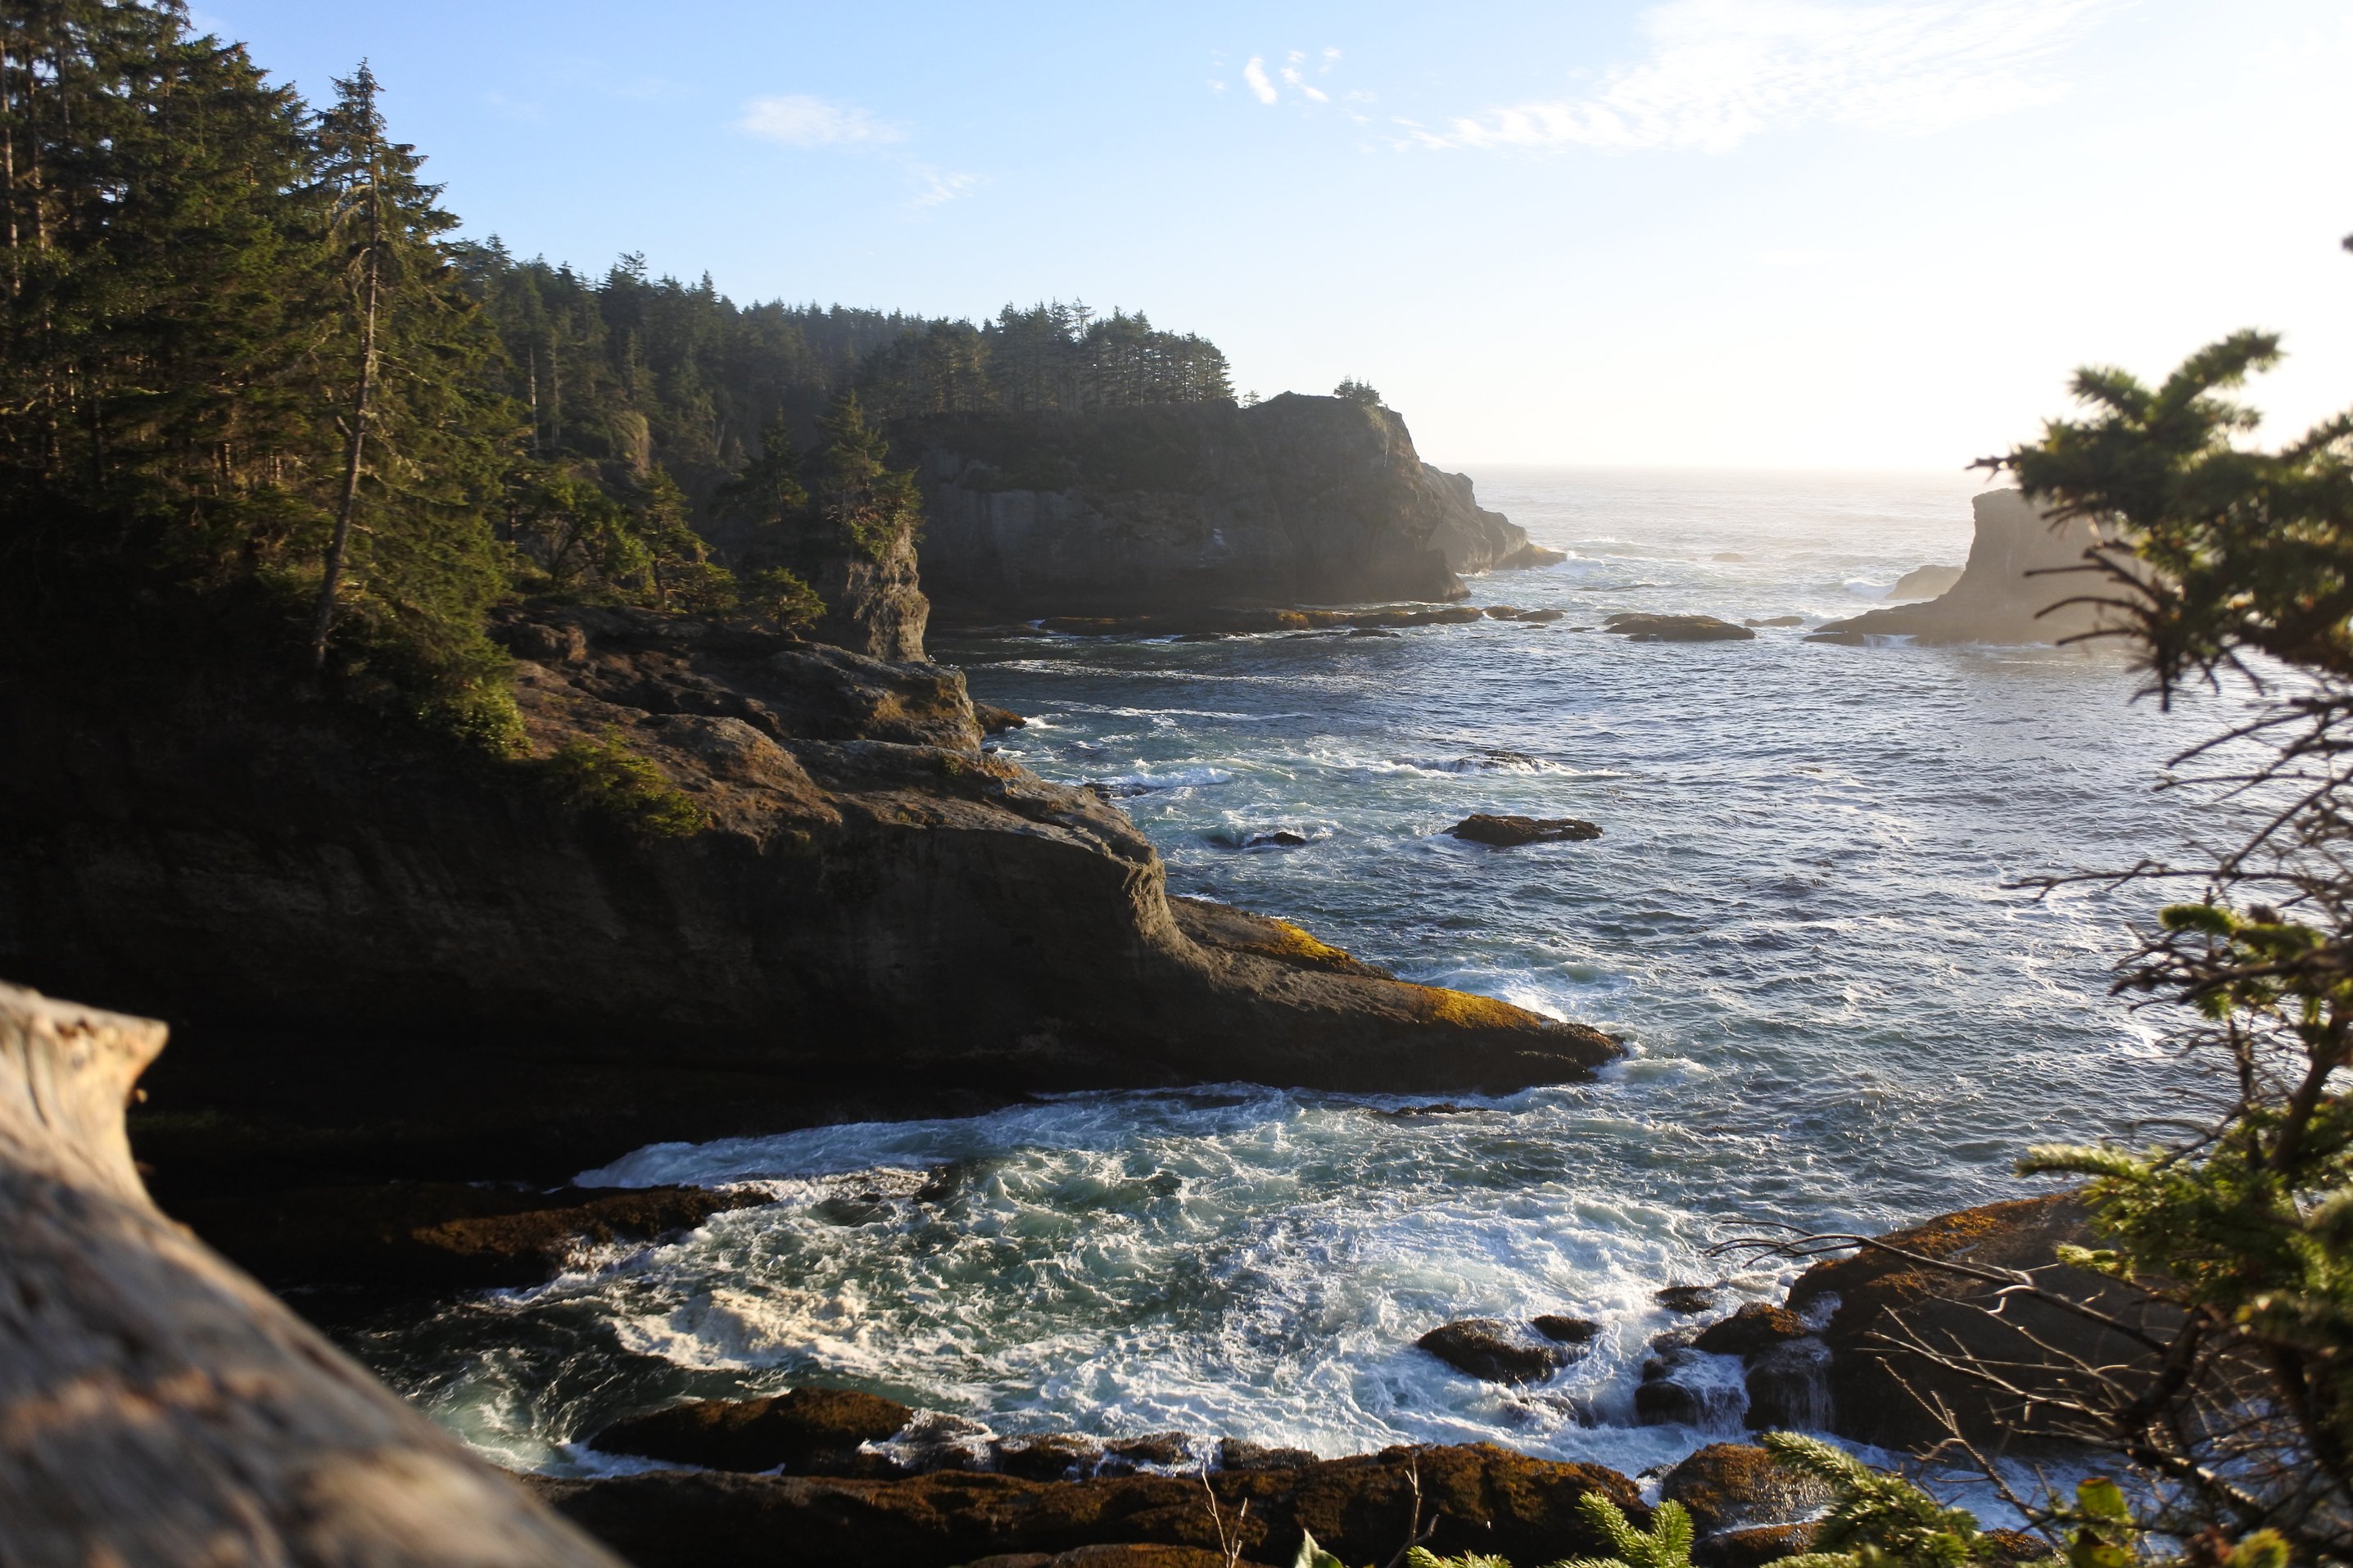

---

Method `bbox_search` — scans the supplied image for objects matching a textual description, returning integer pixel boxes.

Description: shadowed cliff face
[903,395,1547,618]
[0,605,1615,1181]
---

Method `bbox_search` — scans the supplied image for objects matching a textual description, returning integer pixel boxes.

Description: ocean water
[355,467,2242,1484]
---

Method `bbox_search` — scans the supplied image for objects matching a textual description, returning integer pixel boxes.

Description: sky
[194,0,2352,471]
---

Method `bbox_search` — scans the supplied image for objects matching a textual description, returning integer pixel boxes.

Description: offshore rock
[1416,1319,1577,1384]
[1812,490,2124,646]
[1447,814,1603,847]
[530,1442,1643,1568]
[907,395,1546,619]
[2,604,1618,1186]
[0,981,617,1566]
[591,1390,919,1475]
[1602,613,1755,643]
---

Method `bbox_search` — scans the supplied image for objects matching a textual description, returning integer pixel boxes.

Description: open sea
[354,467,2244,1486]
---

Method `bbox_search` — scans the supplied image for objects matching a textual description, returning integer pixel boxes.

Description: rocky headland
[902,394,1561,621]
[1811,490,2121,646]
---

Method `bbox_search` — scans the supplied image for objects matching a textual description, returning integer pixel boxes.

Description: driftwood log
[0,980,619,1566]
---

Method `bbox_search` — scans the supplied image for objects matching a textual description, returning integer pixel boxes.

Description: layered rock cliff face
[808,522,929,661]
[0,607,1614,1179]
[903,394,1552,618]
[1815,490,2120,645]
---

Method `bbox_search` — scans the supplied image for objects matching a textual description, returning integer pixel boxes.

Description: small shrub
[541,727,704,837]
[749,567,826,631]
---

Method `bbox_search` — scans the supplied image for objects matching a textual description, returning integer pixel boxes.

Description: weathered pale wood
[0,980,622,1567]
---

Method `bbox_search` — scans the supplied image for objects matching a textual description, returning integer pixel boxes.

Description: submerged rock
[1654,1284,1720,1314]
[1417,1319,1576,1384]
[1532,1315,1603,1344]
[1602,613,1755,643]
[588,1389,916,1475]
[1447,814,1603,847]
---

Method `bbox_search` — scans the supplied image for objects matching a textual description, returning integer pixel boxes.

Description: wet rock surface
[1531,1315,1602,1344]
[1446,814,1604,847]
[1659,1444,1830,1538]
[1741,616,1804,628]
[1416,1319,1580,1384]
[1691,1304,1808,1358]
[591,1390,919,1475]
[1785,1194,2169,1451]
[1602,613,1755,643]
[167,1181,767,1299]
[530,1442,1643,1568]
[1654,1285,1720,1314]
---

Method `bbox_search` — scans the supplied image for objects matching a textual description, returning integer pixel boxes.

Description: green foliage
[1545,1494,1696,1568]
[1334,377,1383,407]
[1968,245,2353,1560]
[1757,1434,2011,1568]
[746,568,826,631]
[1991,330,2353,691]
[541,727,704,837]
[807,391,923,560]
[1293,1530,1349,1568]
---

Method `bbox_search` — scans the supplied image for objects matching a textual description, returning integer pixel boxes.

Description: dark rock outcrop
[1812,491,2123,646]
[1602,614,1754,644]
[1785,1195,2170,1451]
[1691,1304,1808,1358]
[530,1442,1642,1568]
[975,702,1029,734]
[0,982,618,1566]
[1218,1439,1316,1473]
[1742,617,1804,629]
[2,604,1618,1186]
[906,396,1550,619]
[591,1390,919,1475]
[1654,1285,1719,1314]
[1447,814,1603,847]
[1416,1320,1577,1384]
[1531,1315,1602,1344]
[168,1181,767,1296]
[1659,1443,1829,1542]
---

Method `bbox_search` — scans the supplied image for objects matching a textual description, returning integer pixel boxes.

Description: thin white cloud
[1280,52,1330,102]
[908,165,982,208]
[1208,78,1227,94]
[1242,56,1278,104]
[738,94,906,147]
[1417,0,2116,152]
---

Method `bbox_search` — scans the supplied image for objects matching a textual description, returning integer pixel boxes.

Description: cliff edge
[904,394,1554,618]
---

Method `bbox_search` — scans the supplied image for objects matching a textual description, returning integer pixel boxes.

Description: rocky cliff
[0,606,1615,1184]
[1813,490,2121,645]
[903,395,1555,618]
